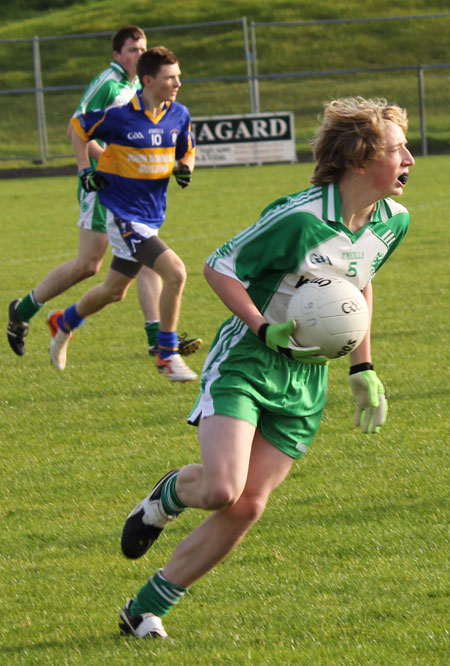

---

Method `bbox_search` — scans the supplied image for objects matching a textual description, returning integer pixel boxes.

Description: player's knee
[166,258,186,292]
[203,483,239,510]
[107,285,128,303]
[224,494,267,533]
[237,494,267,525]
[99,281,128,303]
[73,258,102,280]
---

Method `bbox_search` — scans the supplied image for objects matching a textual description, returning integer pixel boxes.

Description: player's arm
[348,282,387,433]
[350,282,373,366]
[70,118,110,192]
[68,122,105,162]
[70,121,91,171]
[204,263,265,334]
[87,140,105,161]
[204,264,326,364]
[179,152,195,173]
[349,282,373,366]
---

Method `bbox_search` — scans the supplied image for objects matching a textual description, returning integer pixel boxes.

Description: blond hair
[310,97,408,185]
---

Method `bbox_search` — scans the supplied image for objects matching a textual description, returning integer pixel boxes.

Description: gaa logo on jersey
[310,253,332,266]
[127,131,144,140]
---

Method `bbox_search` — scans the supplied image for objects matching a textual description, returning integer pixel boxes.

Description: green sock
[16,292,44,322]
[160,472,187,516]
[144,321,159,347]
[131,569,187,617]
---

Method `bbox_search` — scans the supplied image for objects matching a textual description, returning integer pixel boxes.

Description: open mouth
[398,173,409,185]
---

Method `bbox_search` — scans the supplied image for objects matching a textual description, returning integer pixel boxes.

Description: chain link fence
[249,13,450,159]
[1,13,449,164]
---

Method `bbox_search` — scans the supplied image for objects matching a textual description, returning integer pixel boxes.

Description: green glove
[258,321,328,365]
[79,167,110,193]
[349,366,388,434]
[173,163,192,188]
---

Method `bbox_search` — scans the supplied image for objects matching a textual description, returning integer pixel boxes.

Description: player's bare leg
[8,229,108,356]
[34,228,108,303]
[75,267,135,317]
[138,265,201,358]
[138,266,162,355]
[47,268,134,370]
[121,415,255,558]
[151,249,197,381]
[162,419,294,587]
[120,417,294,635]
[120,415,294,572]
[151,249,185,332]
[137,266,162,322]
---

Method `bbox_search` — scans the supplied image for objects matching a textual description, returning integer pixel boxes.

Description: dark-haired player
[46,47,199,382]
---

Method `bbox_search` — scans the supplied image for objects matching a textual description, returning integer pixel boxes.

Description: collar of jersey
[131,90,171,122]
[109,60,137,83]
[323,182,384,236]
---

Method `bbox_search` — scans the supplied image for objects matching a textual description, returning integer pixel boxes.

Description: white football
[286,277,369,359]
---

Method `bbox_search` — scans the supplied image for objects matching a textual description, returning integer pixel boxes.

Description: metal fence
[1,12,449,163]
[249,13,450,158]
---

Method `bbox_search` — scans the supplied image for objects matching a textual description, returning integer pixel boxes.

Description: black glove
[173,163,192,188]
[79,167,110,193]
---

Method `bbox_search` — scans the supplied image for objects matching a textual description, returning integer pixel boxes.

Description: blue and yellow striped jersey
[72,61,141,170]
[71,90,195,227]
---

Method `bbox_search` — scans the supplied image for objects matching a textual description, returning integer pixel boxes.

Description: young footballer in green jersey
[6,25,202,363]
[118,97,414,638]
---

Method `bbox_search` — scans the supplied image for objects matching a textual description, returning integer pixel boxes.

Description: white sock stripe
[30,291,44,307]
[150,576,185,605]
[156,568,186,594]
[163,495,183,514]
[153,571,186,598]
[162,475,185,514]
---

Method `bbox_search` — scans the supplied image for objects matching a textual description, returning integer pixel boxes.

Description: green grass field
[1,157,449,665]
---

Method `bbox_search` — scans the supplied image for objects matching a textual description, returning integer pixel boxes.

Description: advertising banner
[191,112,296,167]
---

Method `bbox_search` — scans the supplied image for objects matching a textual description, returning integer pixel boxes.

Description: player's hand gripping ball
[287,277,369,359]
[79,167,110,193]
[258,321,328,365]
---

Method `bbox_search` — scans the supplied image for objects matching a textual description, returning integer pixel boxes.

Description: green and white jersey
[73,60,140,115]
[207,182,410,325]
[190,183,409,454]
[73,61,141,167]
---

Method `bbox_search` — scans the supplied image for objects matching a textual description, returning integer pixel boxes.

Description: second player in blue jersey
[47,46,201,382]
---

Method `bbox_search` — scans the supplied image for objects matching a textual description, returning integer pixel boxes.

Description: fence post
[32,35,48,163]
[417,65,427,156]
[250,22,260,113]
[241,17,255,113]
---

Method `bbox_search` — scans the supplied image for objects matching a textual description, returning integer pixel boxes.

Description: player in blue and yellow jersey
[116,98,415,638]
[45,46,199,382]
[6,27,201,364]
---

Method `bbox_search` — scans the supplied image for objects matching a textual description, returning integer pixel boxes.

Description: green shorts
[77,188,107,233]
[188,316,328,459]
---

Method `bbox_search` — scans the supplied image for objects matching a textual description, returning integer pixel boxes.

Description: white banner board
[191,111,296,167]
